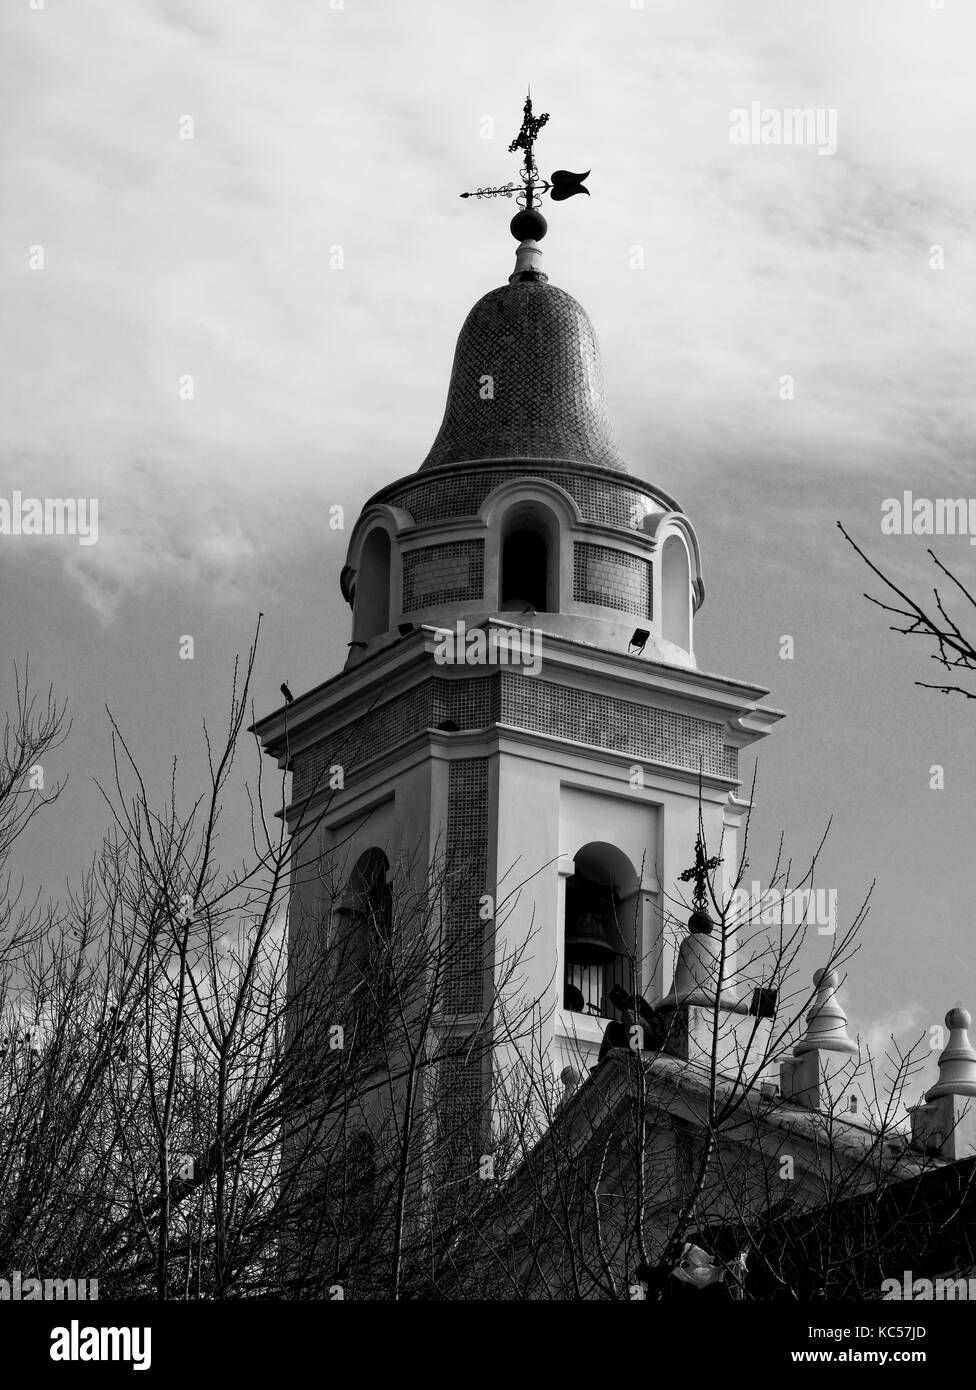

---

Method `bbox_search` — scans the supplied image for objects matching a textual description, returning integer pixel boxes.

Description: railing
[564,953,636,1020]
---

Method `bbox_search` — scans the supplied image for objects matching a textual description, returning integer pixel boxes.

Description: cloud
[859,1001,927,1064]
[4,0,976,620]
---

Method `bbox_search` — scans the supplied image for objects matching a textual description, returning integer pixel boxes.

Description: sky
[2,0,976,1102]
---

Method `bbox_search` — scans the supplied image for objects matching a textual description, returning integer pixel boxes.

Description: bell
[564,909,615,966]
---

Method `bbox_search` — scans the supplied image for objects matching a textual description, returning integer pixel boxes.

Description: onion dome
[420,245,628,474]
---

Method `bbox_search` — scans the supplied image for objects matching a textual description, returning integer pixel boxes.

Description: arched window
[354,528,391,643]
[341,849,393,998]
[563,843,640,1018]
[500,508,555,612]
[661,534,691,652]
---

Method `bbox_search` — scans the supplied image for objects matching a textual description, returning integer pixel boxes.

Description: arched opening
[354,528,391,643]
[341,848,393,997]
[563,842,640,1019]
[500,509,555,612]
[661,534,691,652]
[502,530,548,610]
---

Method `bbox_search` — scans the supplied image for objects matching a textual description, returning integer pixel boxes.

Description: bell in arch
[565,907,616,966]
[564,872,617,966]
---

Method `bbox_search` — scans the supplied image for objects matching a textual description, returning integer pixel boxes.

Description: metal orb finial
[510,208,548,242]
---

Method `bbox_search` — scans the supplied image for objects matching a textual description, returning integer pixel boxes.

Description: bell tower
[255,97,783,1133]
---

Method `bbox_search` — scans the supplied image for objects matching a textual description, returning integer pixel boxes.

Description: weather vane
[678,833,723,934]
[459,91,590,227]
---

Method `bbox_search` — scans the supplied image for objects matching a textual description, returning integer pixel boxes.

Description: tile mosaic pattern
[443,758,490,1014]
[573,541,653,619]
[387,464,656,532]
[420,281,628,473]
[291,671,737,801]
[498,674,738,781]
[402,540,485,612]
[290,677,498,801]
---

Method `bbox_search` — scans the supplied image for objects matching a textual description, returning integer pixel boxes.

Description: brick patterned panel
[291,677,500,801]
[573,541,652,619]
[290,671,738,801]
[386,466,657,532]
[499,673,738,781]
[444,759,490,1015]
[420,281,627,472]
[402,540,484,612]
[433,1043,486,1188]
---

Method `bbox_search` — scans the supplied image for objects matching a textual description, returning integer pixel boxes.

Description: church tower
[256,97,783,1143]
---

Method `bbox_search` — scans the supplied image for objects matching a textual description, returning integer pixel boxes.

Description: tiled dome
[420,279,628,473]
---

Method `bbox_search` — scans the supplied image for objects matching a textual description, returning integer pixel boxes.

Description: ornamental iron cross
[678,833,723,918]
[459,92,590,211]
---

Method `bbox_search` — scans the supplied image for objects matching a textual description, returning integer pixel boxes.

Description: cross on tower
[507,92,549,207]
[459,92,591,223]
[678,833,723,931]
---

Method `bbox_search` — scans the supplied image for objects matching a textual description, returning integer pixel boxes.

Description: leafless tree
[0,645,960,1301]
[0,660,69,957]
[838,521,976,701]
[0,634,545,1299]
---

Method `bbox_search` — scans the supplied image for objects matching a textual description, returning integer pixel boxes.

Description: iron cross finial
[459,92,591,226]
[507,91,550,198]
[678,833,723,922]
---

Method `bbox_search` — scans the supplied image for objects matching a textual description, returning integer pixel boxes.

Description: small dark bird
[281,682,294,705]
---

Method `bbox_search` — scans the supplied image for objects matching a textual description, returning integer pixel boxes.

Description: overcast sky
[2,0,976,1097]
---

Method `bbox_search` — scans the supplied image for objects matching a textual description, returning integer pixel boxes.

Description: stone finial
[509,238,547,284]
[926,1007,976,1100]
[559,1065,581,1103]
[794,968,857,1057]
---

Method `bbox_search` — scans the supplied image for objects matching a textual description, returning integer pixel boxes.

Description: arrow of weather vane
[459,93,590,210]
